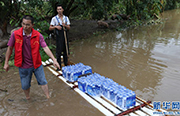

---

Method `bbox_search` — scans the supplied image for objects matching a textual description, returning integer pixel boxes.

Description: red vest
[14,27,42,69]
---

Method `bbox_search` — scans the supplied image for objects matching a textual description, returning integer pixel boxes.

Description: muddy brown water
[71,9,180,102]
[1,9,180,116]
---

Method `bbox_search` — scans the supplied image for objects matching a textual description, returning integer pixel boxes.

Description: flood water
[1,9,180,116]
[71,9,180,102]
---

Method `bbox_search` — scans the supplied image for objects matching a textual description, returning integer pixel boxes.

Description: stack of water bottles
[77,73,136,110]
[62,63,92,82]
[78,73,105,96]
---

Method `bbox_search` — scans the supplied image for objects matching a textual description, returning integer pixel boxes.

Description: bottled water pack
[78,73,105,96]
[77,72,136,110]
[62,63,92,82]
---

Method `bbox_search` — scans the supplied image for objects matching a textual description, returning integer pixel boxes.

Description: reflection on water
[71,9,180,102]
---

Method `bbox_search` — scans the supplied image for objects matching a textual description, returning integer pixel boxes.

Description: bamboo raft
[42,59,167,116]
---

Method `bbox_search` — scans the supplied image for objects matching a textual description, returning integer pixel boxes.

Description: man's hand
[53,60,60,69]
[49,25,62,31]
[43,46,60,69]
[55,25,62,30]
[3,46,13,72]
[62,23,70,30]
[3,63,9,72]
[62,22,66,27]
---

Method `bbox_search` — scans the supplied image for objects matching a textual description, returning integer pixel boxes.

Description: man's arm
[49,25,62,31]
[43,46,60,69]
[4,46,13,72]
[62,24,70,30]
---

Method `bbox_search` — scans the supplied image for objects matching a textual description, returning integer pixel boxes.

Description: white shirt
[50,15,70,26]
[23,30,32,36]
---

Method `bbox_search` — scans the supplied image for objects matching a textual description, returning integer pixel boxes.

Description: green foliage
[9,0,50,37]
[1,53,15,70]
[0,0,20,21]
[47,0,115,20]
[87,0,113,19]
[1,0,179,37]
[109,1,126,16]
[0,0,21,34]
[0,1,4,6]
[35,20,49,36]
[123,0,166,20]
[40,49,49,62]
[8,60,14,67]
[26,0,44,8]
[40,44,56,61]
[165,0,178,10]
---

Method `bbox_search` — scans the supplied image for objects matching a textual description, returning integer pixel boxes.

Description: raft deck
[42,59,167,116]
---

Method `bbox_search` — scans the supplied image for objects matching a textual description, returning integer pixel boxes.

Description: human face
[57,6,64,15]
[22,19,34,33]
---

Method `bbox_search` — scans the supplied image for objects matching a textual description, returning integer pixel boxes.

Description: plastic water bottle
[66,69,70,81]
[62,67,66,78]
[108,86,114,101]
[85,66,92,74]
[78,78,86,92]
[128,91,136,107]
[84,79,90,93]
[122,94,128,110]
[102,82,109,98]
[77,63,84,67]
[69,70,74,82]
[125,93,131,109]
[86,79,93,95]
[104,78,113,99]
[95,81,101,96]
[132,91,136,106]
[73,69,82,82]
[109,83,118,102]
[62,66,71,80]
[86,74,97,96]
[93,74,103,96]
[116,91,123,109]
[113,89,118,103]
[88,83,96,96]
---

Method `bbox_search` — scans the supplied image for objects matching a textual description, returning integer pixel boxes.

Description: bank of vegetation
[0,0,180,63]
[1,0,180,36]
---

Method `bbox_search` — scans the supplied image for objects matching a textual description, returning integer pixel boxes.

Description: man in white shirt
[49,4,70,71]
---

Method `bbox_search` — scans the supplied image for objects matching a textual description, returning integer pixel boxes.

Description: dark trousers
[55,28,69,68]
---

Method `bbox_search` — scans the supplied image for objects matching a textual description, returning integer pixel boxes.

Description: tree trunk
[0,21,8,36]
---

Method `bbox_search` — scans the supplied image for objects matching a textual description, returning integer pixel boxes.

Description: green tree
[165,0,179,10]
[48,0,115,19]
[0,0,179,37]
[0,0,20,35]
[124,0,166,20]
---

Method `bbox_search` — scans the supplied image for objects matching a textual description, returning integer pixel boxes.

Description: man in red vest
[3,15,60,100]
